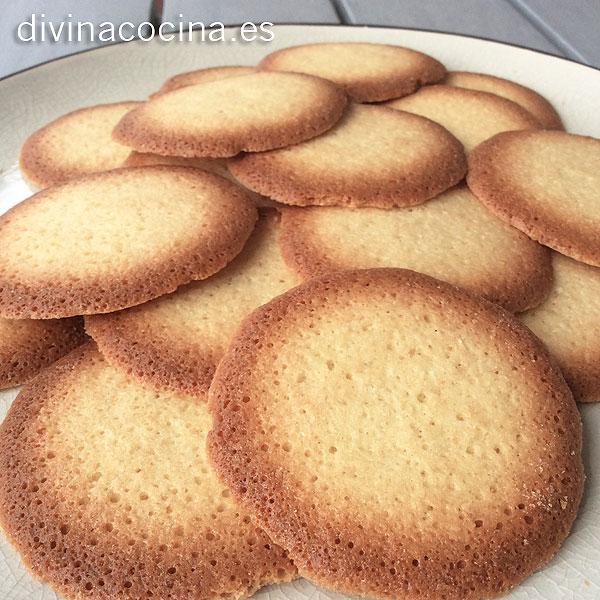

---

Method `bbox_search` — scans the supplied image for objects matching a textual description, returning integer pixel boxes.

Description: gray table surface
[1,0,598,79]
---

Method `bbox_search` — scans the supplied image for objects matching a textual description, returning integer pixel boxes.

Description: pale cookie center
[257,302,541,534]
[39,362,234,540]
[521,254,600,363]
[309,189,531,286]
[506,140,600,225]
[0,176,215,278]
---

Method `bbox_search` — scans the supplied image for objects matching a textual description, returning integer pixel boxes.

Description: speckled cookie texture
[113,71,348,158]
[0,317,85,389]
[446,71,563,129]
[0,166,257,319]
[467,130,600,267]
[151,65,256,98]
[86,211,299,395]
[208,268,583,600]
[385,85,541,151]
[0,344,296,600]
[259,42,446,102]
[521,253,600,402]
[19,102,139,189]
[279,185,552,312]
[228,103,467,208]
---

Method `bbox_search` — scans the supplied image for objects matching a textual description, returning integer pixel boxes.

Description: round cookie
[0,344,296,600]
[446,71,562,129]
[151,65,256,98]
[259,42,446,102]
[113,72,348,158]
[385,85,541,151]
[228,103,467,208]
[0,317,85,389]
[86,211,299,394]
[207,268,583,600]
[521,252,600,402]
[468,130,600,267]
[19,102,139,189]
[0,166,257,319]
[279,186,552,312]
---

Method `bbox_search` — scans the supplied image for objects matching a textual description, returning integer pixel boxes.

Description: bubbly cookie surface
[208,269,583,600]
[0,345,296,600]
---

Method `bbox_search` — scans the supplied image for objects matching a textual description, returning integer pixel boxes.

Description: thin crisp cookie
[0,317,85,389]
[208,268,583,600]
[0,166,257,319]
[467,130,600,267]
[113,71,348,158]
[385,85,541,151]
[228,103,466,208]
[446,71,562,129]
[0,344,296,600]
[521,252,600,402]
[279,185,552,312]
[259,42,445,102]
[19,102,139,188]
[86,211,299,394]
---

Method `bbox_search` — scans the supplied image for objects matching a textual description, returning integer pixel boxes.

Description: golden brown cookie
[468,130,600,267]
[86,211,299,394]
[0,344,296,600]
[0,166,257,319]
[259,42,445,102]
[228,103,466,208]
[521,252,600,402]
[385,85,541,151]
[19,102,139,188]
[151,65,256,98]
[279,186,552,312]
[208,268,583,600]
[0,317,85,389]
[113,72,348,158]
[446,71,562,129]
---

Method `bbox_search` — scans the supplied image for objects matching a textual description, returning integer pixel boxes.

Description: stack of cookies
[0,41,596,600]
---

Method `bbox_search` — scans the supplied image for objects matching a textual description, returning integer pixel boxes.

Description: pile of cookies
[0,41,597,600]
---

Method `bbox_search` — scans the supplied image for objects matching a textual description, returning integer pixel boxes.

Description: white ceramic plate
[0,24,599,600]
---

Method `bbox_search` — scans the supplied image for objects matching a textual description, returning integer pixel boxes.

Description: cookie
[19,102,139,189]
[228,104,466,208]
[446,71,562,129]
[0,166,257,319]
[279,186,551,312]
[385,85,541,151]
[151,65,256,98]
[207,268,583,600]
[86,211,299,394]
[0,317,85,389]
[0,344,296,600]
[521,253,600,402]
[113,72,348,158]
[259,42,445,102]
[468,130,600,267]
